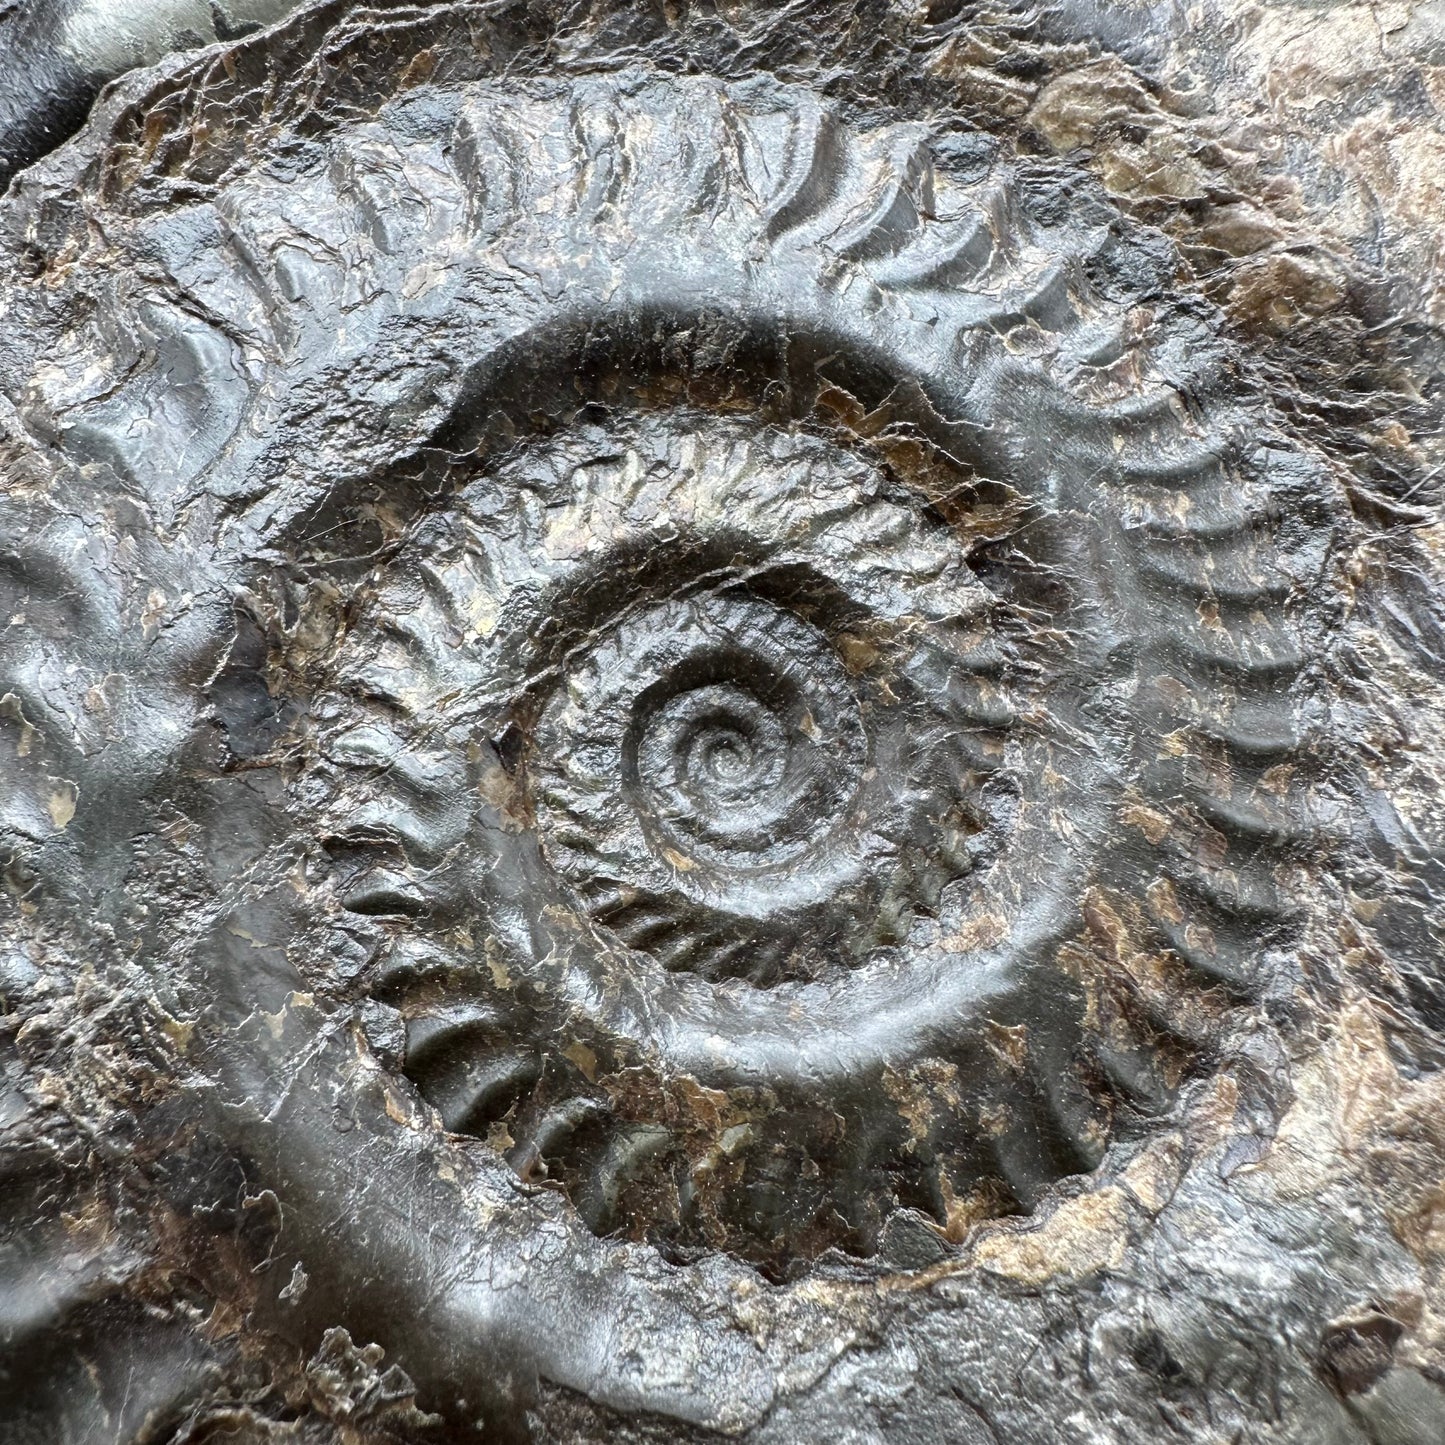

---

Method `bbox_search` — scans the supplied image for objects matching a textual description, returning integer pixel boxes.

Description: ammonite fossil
[101,66,1330,1266]
[249,71,1330,1272]
[0,15,1374,1440]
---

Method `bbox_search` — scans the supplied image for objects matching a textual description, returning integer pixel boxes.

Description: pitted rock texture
[0,3,1442,1444]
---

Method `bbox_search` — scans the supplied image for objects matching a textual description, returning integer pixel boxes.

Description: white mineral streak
[59,0,300,74]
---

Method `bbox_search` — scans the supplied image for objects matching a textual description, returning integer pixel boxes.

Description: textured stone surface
[0,2,1442,1442]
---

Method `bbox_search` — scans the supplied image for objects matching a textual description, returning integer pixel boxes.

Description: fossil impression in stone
[156,72,1339,1271]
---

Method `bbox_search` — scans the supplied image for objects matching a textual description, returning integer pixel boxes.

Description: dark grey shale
[0,5,1437,1443]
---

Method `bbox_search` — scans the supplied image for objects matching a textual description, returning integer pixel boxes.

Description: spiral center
[638,680,804,852]
[510,427,994,987]
[668,688,781,798]
[702,730,750,782]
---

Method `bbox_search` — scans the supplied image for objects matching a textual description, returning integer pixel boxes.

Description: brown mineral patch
[940,911,1011,953]
[884,1058,963,1145]
[1375,1066,1445,1264]
[1231,1,1415,113]
[1118,1134,1185,1216]
[1028,57,1215,203]
[1028,58,1156,151]
[1393,1181,1445,1260]
[1184,1072,1241,1156]
[1196,201,1288,258]
[1249,1001,1401,1200]
[836,632,882,675]
[474,752,528,830]
[563,1040,598,1084]
[46,780,78,830]
[1326,107,1445,325]
[1096,132,1213,205]
[1123,801,1173,846]
[931,34,1039,119]
[972,1187,1131,1285]
[1225,250,1348,334]
[1146,877,1185,926]
[985,1021,1030,1074]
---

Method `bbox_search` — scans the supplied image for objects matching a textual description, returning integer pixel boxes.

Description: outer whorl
[186,74,1335,1269]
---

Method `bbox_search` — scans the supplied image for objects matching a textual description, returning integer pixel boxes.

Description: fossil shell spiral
[210,73,1334,1266]
[1,64,1337,1277]
[342,419,1001,991]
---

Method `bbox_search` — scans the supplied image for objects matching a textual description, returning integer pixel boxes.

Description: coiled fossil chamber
[190,70,1328,1273]
[485,423,992,988]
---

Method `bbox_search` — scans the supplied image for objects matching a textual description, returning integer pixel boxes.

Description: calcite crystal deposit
[0,2,1442,1442]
